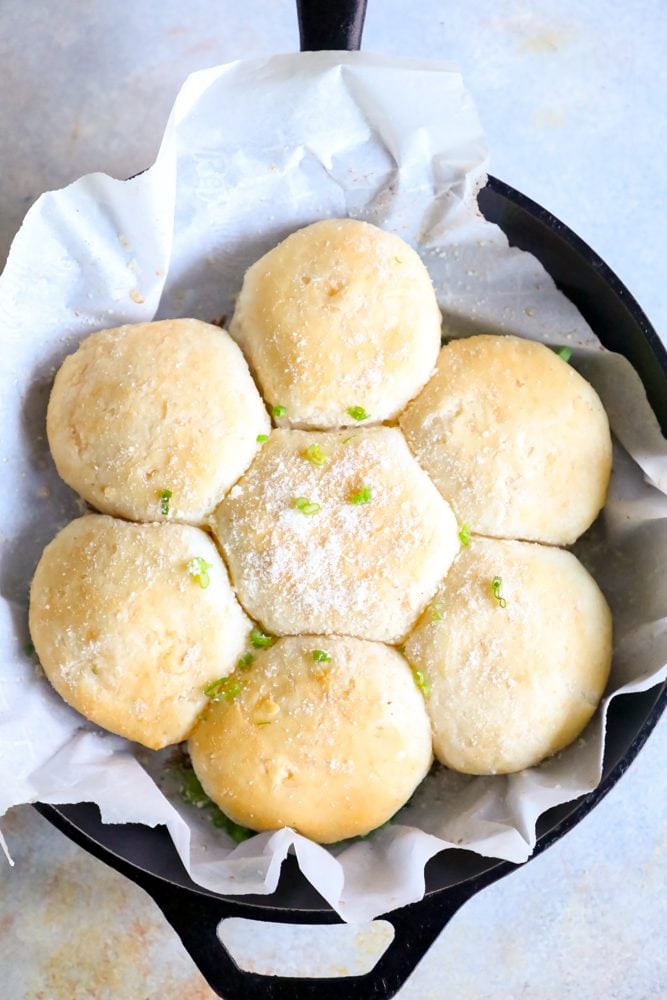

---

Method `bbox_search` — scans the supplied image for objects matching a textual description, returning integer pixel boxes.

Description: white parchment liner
[1,53,666,921]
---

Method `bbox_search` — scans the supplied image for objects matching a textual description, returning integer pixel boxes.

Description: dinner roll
[399,335,612,545]
[29,515,250,750]
[188,635,433,843]
[212,427,460,642]
[230,219,441,428]
[47,319,269,524]
[404,537,612,774]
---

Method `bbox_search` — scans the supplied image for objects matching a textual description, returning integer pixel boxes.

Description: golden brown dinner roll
[29,515,250,750]
[404,537,612,774]
[188,635,433,843]
[230,218,441,428]
[47,319,270,524]
[399,335,612,545]
[212,426,460,642]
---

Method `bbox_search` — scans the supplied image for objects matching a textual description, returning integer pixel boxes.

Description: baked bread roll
[29,515,250,750]
[399,335,612,545]
[404,537,612,774]
[212,426,460,642]
[47,319,269,524]
[188,635,433,843]
[230,218,441,428]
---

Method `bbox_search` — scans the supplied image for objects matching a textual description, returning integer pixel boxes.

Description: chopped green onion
[24,640,35,657]
[458,523,471,546]
[393,256,403,264]
[312,649,332,663]
[431,603,444,622]
[272,404,287,418]
[303,443,327,467]
[180,769,211,808]
[347,405,370,422]
[178,765,255,839]
[491,576,507,608]
[91,665,99,675]
[203,675,245,701]
[210,806,255,842]
[556,345,572,363]
[237,652,254,671]
[160,488,173,516]
[256,433,269,443]
[293,496,321,515]
[349,485,372,505]
[412,669,431,696]
[250,628,275,649]
[256,720,272,726]
[342,435,356,444]
[187,556,213,589]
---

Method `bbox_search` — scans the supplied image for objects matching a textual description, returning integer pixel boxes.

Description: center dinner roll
[404,537,612,775]
[47,319,270,524]
[230,218,442,428]
[188,635,433,843]
[399,335,612,545]
[29,515,250,750]
[212,426,460,642]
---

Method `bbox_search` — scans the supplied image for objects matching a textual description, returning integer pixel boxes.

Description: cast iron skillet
[36,2,667,997]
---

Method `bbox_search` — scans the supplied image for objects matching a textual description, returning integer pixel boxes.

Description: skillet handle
[144,868,505,1000]
[296,0,368,51]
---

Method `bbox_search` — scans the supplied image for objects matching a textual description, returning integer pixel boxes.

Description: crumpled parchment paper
[1,52,665,921]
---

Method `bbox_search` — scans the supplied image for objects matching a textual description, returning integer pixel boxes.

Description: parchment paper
[1,52,665,922]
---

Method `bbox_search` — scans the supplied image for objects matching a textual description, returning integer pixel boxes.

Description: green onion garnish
[393,256,403,264]
[458,523,471,546]
[237,652,254,671]
[347,405,370,422]
[250,628,275,649]
[303,443,327,467]
[431,603,444,622]
[256,433,269,443]
[556,346,572,363]
[187,556,213,589]
[272,404,287,417]
[412,669,431,696]
[293,496,321,515]
[210,806,255,842]
[349,485,372,505]
[160,488,173,516]
[178,766,255,840]
[491,576,507,608]
[312,649,332,662]
[180,769,211,808]
[203,675,244,701]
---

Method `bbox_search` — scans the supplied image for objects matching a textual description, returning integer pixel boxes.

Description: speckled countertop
[0,2,665,998]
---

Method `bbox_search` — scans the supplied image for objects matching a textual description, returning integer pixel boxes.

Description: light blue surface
[0,2,665,997]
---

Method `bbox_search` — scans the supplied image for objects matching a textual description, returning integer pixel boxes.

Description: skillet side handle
[296,0,368,51]
[143,867,508,1000]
